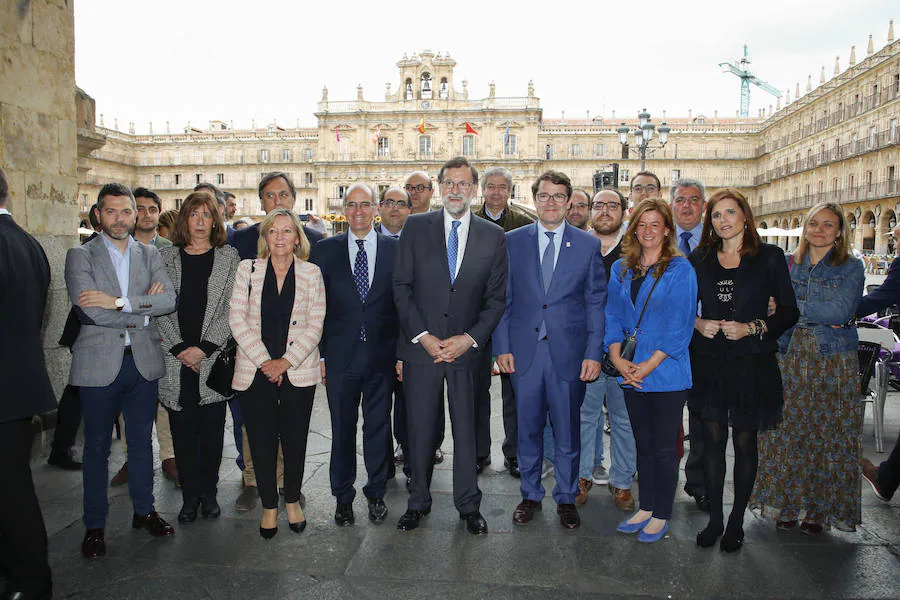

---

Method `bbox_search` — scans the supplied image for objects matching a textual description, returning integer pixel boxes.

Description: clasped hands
[78,281,165,310]
[695,318,750,341]
[261,358,291,386]
[419,333,474,364]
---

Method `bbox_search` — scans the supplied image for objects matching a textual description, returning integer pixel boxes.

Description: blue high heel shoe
[616,517,651,533]
[637,521,668,543]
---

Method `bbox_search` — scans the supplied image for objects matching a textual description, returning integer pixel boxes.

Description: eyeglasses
[379,199,410,209]
[404,184,432,193]
[631,185,659,194]
[484,183,510,193]
[440,180,474,192]
[535,192,568,204]
[345,201,374,210]
[591,201,622,212]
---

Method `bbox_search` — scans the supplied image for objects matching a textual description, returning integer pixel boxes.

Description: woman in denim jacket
[751,202,864,534]
[605,198,697,543]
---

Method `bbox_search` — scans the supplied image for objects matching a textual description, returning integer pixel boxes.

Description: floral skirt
[750,328,862,531]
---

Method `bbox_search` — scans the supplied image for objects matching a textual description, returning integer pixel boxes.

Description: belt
[123,346,133,355]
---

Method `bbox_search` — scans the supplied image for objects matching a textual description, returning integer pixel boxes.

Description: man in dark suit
[0,166,55,599]
[494,170,606,530]
[226,171,324,511]
[65,183,178,558]
[310,183,399,527]
[393,156,508,534]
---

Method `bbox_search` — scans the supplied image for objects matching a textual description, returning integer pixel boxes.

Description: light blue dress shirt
[100,232,139,344]
[348,228,378,285]
[537,220,566,270]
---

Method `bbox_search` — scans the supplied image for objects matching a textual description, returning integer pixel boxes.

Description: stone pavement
[18,371,899,600]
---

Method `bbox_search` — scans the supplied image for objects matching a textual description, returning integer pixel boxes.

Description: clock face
[421,100,430,109]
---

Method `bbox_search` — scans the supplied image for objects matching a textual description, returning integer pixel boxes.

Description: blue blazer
[309,232,399,374]
[493,222,607,382]
[857,256,900,317]
[604,256,697,392]
[229,220,324,260]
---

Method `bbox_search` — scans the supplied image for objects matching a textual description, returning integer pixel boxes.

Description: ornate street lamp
[617,109,671,170]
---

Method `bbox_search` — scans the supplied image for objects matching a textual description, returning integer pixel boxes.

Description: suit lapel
[91,237,124,295]
[369,235,389,300]
[431,211,451,282]
[545,224,576,297]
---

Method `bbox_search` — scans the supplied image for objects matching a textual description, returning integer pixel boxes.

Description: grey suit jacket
[156,245,239,409]
[64,235,177,386]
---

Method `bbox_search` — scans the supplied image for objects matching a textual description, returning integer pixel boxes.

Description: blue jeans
[580,374,636,489]
[228,398,245,471]
[81,355,159,529]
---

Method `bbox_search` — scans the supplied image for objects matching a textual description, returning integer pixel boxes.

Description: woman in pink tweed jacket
[229,208,325,538]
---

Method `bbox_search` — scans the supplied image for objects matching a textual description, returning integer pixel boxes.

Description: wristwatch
[114,297,125,311]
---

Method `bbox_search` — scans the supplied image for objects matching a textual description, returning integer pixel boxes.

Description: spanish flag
[417,117,425,134]
[465,121,478,135]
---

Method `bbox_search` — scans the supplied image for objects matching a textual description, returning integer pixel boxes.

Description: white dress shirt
[443,208,472,281]
[348,227,378,285]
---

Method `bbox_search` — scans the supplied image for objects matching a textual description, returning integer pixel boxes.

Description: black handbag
[601,265,665,377]
[206,337,237,397]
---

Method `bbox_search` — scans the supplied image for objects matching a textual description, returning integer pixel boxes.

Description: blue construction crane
[719,45,782,117]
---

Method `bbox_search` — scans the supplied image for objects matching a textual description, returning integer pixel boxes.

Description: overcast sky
[74,0,896,133]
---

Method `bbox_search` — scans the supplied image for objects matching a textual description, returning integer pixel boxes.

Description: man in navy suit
[0,166,56,599]
[494,170,606,529]
[310,183,398,526]
[226,171,323,511]
[393,157,508,535]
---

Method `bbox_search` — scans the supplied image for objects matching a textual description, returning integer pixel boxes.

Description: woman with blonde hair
[605,198,697,543]
[751,202,864,534]
[689,189,797,552]
[156,191,240,522]
[230,208,325,538]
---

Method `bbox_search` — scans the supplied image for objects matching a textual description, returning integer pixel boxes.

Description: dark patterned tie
[354,239,369,340]
[448,220,461,283]
[680,231,692,256]
[538,231,556,338]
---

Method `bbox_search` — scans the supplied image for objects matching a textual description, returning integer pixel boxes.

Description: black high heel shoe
[259,526,278,539]
[720,522,744,552]
[696,522,724,548]
[288,521,307,533]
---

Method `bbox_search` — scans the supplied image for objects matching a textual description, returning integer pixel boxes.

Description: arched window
[405,78,414,100]
[421,72,432,99]
[439,77,449,99]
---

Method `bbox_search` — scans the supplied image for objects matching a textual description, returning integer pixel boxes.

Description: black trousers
[240,373,315,509]
[394,374,446,469]
[51,384,81,455]
[167,401,226,504]
[325,342,393,503]
[474,342,493,459]
[500,372,517,458]
[683,405,706,496]
[877,429,900,498]
[0,419,51,596]
[404,360,480,514]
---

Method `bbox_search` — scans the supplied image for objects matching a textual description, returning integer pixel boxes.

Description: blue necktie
[680,231,692,256]
[353,239,369,340]
[448,220,461,283]
[538,231,556,339]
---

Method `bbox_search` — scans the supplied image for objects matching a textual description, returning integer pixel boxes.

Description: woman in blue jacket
[751,202,864,534]
[605,198,697,543]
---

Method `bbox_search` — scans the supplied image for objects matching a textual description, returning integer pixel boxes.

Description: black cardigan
[688,242,799,356]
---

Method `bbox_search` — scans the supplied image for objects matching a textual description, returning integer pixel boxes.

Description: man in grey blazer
[65,183,178,559]
[393,157,508,535]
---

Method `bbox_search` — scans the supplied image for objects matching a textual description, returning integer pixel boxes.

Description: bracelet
[747,322,755,336]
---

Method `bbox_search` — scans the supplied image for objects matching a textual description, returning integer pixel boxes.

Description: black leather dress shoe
[396,509,429,531]
[178,499,200,523]
[47,450,82,471]
[81,528,106,559]
[504,456,520,478]
[335,502,355,526]
[475,456,491,474]
[460,511,488,535]
[557,503,581,529]
[433,449,444,464]
[200,497,221,518]
[367,498,388,523]
[132,511,175,536]
[512,499,541,525]
[683,485,710,513]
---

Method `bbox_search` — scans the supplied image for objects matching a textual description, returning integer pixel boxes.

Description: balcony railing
[755,180,900,216]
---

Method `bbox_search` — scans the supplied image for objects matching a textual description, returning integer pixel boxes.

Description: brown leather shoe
[512,499,541,525]
[110,462,128,487]
[81,528,105,559]
[161,458,179,485]
[608,483,635,511]
[575,477,592,506]
[862,458,890,500]
[132,510,175,537]
[557,503,580,529]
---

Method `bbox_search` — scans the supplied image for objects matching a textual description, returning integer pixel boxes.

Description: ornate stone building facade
[79,27,899,251]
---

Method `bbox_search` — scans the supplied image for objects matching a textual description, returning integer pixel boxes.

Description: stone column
[0,0,79,399]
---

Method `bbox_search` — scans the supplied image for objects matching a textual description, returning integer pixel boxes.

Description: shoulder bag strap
[634,264,667,329]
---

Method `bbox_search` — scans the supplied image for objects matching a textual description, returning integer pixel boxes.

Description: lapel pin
[565,242,571,248]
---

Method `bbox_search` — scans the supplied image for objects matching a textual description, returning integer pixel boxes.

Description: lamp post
[617,108,671,171]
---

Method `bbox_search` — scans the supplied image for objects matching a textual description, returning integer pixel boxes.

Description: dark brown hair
[531,170,572,200]
[698,188,761,257]
[619,197,679,280]
[170,191,227,247]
